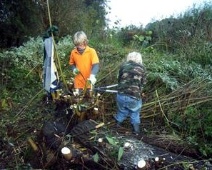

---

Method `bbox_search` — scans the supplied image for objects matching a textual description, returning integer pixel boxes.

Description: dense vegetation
[0,0,107,48]
[0,0,211,168]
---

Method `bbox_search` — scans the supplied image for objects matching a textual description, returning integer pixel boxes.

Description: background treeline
[0,0,211,167]
[0,0,107,48]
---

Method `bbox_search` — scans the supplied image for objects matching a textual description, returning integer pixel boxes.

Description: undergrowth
[0,32,211,168]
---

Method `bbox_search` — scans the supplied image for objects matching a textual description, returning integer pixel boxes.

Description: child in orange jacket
[69,31,99,90]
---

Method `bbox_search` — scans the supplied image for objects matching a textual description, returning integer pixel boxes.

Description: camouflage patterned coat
[117,60,146,99]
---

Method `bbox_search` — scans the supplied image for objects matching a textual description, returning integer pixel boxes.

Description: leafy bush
[145,53,211,94]
[146,2,212,67]
[184,105,212,157]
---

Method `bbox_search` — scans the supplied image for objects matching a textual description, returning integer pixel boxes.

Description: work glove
[73,68,80,76]
[88,74,96,85]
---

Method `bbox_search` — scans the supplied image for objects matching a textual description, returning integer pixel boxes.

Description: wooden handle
[28,137,38,152]
[95,122,104,129]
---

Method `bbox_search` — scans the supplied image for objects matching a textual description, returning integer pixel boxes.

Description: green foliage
[146,2,212,67]
[178,40,212,67]
[0,0,108,48]
[145,53,211,93]
[93,153,100,162]
[183,106,212,156]
[0,0,211,167]
[0,0,42,47]
[114,25,154,48]
[165,78,212,157]
[0,35,73,106]
[0,37,43,98]
[118,147,124,161]
[57,35,73,58]
[105,136,124,161]
[132,30,152,48]
[106,136,118,146]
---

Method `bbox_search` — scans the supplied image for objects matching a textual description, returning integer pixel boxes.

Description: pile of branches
[142,78,212,119]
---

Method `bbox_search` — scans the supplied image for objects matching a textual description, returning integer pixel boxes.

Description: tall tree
[38,0,108,37]
[0,0,41,47]
[0,0,108,48]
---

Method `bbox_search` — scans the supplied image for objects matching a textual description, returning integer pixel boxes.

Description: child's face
[76,41,86,50]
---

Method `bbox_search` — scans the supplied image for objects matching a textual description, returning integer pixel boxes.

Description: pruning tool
[94,84,118,93]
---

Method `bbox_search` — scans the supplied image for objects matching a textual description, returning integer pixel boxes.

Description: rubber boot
[132,123,140,135]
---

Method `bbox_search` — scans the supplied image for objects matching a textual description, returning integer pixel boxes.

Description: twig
[155,90,170,126]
